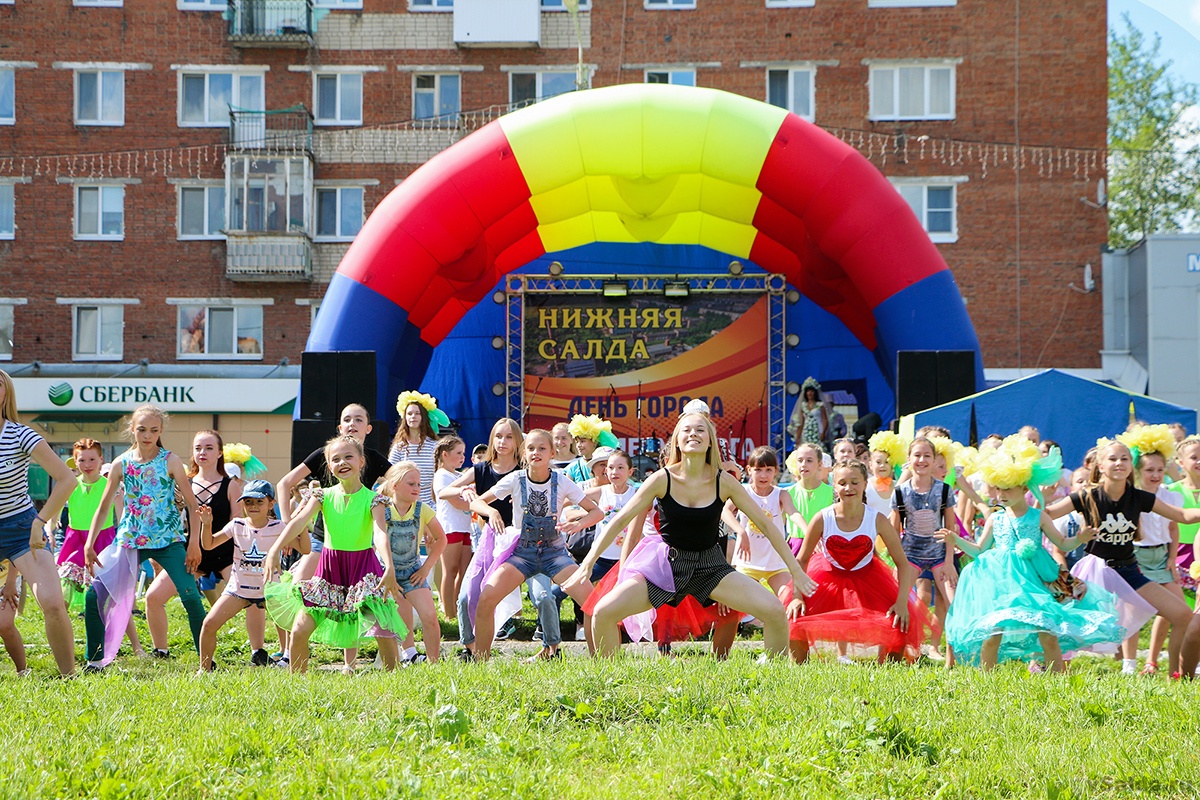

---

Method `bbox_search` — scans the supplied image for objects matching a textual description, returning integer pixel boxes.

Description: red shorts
[445,532,472,547]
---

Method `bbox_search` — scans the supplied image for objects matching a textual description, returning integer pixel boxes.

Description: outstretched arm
[723,474,815,596]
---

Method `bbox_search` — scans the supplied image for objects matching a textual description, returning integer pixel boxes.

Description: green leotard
[786,481,835,539]
[1168,482,1200,545]
[320,485,377,551]
[67,475,114,530]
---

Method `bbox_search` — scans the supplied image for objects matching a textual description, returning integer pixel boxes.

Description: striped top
[387,436,438,505]
[0,421,43,518]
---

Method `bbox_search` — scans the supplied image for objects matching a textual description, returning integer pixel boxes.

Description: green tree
[1108,13,1200,249]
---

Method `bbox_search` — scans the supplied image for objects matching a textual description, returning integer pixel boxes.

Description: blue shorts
[224,591,267,609]
[1110,559,1151,591]
[505,539,578,581]
[0,507,38,563]
[309,530,323,554]
[394,558,431,594]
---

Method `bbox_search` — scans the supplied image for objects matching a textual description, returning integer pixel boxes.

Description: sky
[1109,0,1200,86]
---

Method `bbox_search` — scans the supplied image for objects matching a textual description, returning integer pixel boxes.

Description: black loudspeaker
[299,351,377,421]
[291,418,337,468]
[896,350,976,417]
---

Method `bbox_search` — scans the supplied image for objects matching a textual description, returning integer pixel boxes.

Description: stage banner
[523,293,767,464]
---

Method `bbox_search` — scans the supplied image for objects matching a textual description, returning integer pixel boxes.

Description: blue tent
[899,369,1196,468]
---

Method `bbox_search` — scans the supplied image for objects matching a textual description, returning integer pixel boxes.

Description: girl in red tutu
[783,459,932,663]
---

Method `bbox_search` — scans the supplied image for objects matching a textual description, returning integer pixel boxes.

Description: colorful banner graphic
[523,293,768,464]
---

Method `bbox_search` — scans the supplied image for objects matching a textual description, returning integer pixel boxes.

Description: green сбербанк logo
[48,382,74,407]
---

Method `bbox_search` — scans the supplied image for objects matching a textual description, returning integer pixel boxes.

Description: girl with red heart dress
[781,459,934,663]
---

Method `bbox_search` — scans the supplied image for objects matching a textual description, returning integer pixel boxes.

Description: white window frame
[0,68,14,125]
[868,61,956,121]
[178,0,227,9]
[508,69,584,107]
[176,66,267,128]
[177,182,227,240]
[74,185,125,241]
[645,0,695,8]
[890,177,965,244]
[60,298,138,362]
[413,73,461,124]
[0,183,14,240]
[314,0,362,7]
[766,66,815,121]
[296,298,321,328]
[409,0,452,9]
[765,0,814,7]
[645,69,696,87]
[0,299,24,362]
[74,69,125,126]
[313,71,363,126]
[869,0,955,6]
[170,299,272,361]
[74,0,123,6]
[315,186,365,242]
[541,0,591,8]
[224,155,311,234]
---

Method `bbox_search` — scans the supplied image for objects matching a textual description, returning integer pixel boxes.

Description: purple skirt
[301,547,385,612]
[58,525,115,587]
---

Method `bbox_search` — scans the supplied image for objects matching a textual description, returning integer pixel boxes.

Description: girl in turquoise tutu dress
[941,436,1124,671]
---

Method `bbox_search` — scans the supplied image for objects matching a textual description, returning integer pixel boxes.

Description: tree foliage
[1108,13,1200,249]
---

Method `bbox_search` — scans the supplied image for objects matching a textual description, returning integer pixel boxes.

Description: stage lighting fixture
[786,381,801,395]
[491,336,505,349]
[663,281,690,298]
[785,333,800,348]
[786,289,801,304]
[728,260,743,276]
[548,261,564,276]
[491,382,505,396]
[603,280,629,298]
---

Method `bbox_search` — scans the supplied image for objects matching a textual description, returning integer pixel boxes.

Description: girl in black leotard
[570,412,816,658]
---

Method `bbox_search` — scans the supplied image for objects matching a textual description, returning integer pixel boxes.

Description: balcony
[454,0,540,48]
[227,0,316,49]
[225,231,313,282]
[229,106,313,152]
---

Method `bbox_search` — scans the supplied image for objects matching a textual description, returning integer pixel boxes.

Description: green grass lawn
[3,601,1198,800]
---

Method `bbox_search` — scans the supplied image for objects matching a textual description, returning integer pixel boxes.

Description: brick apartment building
[0,0,1107,474]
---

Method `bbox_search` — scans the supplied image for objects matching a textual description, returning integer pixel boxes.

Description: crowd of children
[1,365,1199,678]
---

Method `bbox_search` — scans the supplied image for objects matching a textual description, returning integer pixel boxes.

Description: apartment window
[413,74,460,123]
[0,69,13,125]
[894,181,958,243]
[178,0,227,8]
[178,184,226,239]
[869,63,954,120]
[74,0,123,6]
[226,156,310,233]
[767,68,814,120]
[510,71,580,107]
[177,304,264,359]
[645,0,695,7]
[75,185,124,240]
[71,304,125,361]
[315,72,363,126]
[180,70,265,126]
[646,69,695,87]
[765,0,814,6]
[409,0,452,9]
[314,0,361,6]
[0,184,12,239]
[541,0,591,8]
[0,304,13,361]
[76,70,124,126]
[316,187,364,241]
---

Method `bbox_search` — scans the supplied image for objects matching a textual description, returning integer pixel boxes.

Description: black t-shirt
[1069,486,1157,562]
[475,461,516,528]
[302,446,391,489]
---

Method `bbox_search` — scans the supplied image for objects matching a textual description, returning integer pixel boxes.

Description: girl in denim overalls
[469,429,605,661]
[379,460,447,664]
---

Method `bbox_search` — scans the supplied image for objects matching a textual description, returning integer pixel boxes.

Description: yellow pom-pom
[396,390,438,416]
[1117,423,1177,461]
[1190,561,1200,582]
[568,414,612,442]
[927,435,957,471]
[223,442,253,465]
[977,447,1034,489]
[867,430,909,468]
[955,445,981,477]
[1000,434,1041,463]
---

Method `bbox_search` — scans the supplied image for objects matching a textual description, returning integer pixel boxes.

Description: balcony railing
[225,231,313,282]
[229,105,313,152]
[227,0,316,48]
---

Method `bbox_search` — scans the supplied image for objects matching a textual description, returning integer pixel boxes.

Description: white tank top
[598,483,639,560]
[820,504,878,571]
[733,486,788,573]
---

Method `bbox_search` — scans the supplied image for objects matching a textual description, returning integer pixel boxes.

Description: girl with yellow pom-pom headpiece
[942,435,1123,671]
[565,414,620,485]
[389,391,451,505]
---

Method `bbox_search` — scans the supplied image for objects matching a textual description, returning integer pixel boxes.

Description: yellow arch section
[498,84,789,257]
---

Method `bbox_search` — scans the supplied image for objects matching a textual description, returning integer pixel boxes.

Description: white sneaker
[837,655,854,666]
[575,626,587,641]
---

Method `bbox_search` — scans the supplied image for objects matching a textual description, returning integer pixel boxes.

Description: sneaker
[532,626,544,642]
[575,625,587,641]
[837,655,854,666]
[270,651,285,663]
[406,652,428,666]
[523,647,561,663]
[494,619,518,641]
[250,649,271,667]
[273,656,290,669]
[657,643,673,658]
[456,648,475,663]
[83,664,105,675]
[1028,661,1045,674]
[151,648,171,659]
